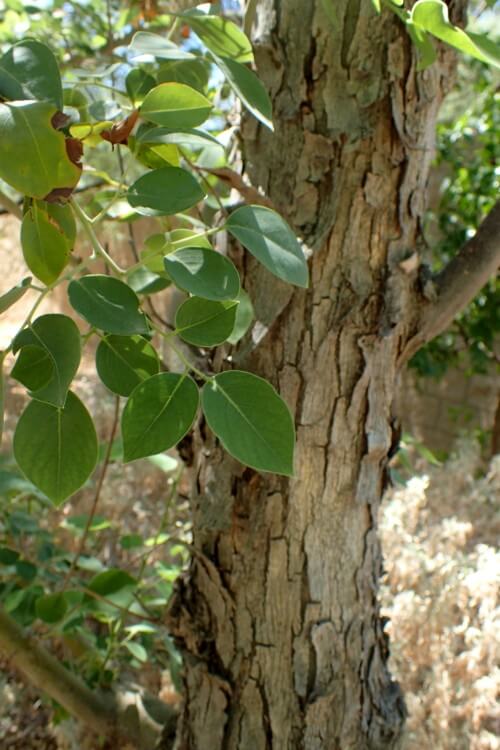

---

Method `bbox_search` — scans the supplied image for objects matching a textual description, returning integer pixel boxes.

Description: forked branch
[403,200,500,362]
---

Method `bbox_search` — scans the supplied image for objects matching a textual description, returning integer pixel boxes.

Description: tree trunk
[167,2,465,748]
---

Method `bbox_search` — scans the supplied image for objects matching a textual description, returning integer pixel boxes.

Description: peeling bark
[167,2,469,749]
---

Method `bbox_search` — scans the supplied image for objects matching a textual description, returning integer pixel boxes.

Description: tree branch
[402,200,500,363]
[0,607,177,750]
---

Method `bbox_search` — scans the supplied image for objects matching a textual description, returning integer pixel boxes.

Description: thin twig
[62,396,120,591]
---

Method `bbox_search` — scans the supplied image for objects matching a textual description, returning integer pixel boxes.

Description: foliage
[412,61,499,378]
[0,450,185,692]
[0,12,307,509]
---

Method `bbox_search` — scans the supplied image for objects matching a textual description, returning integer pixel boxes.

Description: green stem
[151,322,211,381]
[70,197,125,275]
[125,226,221,276]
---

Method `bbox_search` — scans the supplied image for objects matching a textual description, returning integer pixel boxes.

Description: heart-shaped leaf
[140,82,212,129]
[164,247,240,301]
[0,101,81,198]
[0,39,63,108]
[12,314,81,407]
[122,373,199,461]
[96,335,160,397]
[13,391,98,505]
[201,371,294,475]
[226,205,309,288]
[127,167,205,215]
[175,297,238,347]
[68,275,149,335]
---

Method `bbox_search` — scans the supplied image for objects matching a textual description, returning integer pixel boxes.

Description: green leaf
[0,277,31,315]
[411,1,500,68]
[226,205,309,288]
[0,39,63,108]
[21,203,71,285]
[12,314,81,407]
[96,335,160,397]
[127,167,205,215]
[137,126,222,150]
[122,372,199,462]
[35,593,67,623]
[45,202,76,247]
[11,345,53,392]
[0,547,19,565]
[0,101,81,199]
[371,0,381,12]
[157,58,209,92]
[126,68,156,105]
[88,568,137,596]
[13,391,98,505]
[128,267,170,295]
[214,56,273,130]
[122,373,199,462]
[175,297,238,347]
[124,641,148,662]
[227,289,254,344]
[201,371,295,475]
[129,32,195,61]
[164,247,240,301]
[140,82,212,129]
[120,534,144,550]
[68,275,149,335]
[181,12,253,63]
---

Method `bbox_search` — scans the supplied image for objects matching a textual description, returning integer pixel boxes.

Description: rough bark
[167,2,469,749]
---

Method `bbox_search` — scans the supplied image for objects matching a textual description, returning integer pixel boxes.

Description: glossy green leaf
[215,56,273,130]
[0,101,81,198]
[140,82,212,129]
[0,277,31,315]
[88,568,137,596]
[12,314,81,407]
[157,58,209,92]
[21,204,70,285]
[181,12,253,63]
[0,39,62,108]
[122,372,199,462]
[226,205,308,288]
[35,593,67,623]
[227,289,254,344]
[175,297,238,347]
[128,267,170,295]
[127,167,205,215]
[13,391,98,505]
[11,345,53,392]
[411,1,500,68]
[96,335,160,397]
[129,32,195,61]
[164,248,240,301]
[125,68,156,105]
[137,126,222,150]
[371,0,381,12]
[68,275,149,335]
[201,371,295,475]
